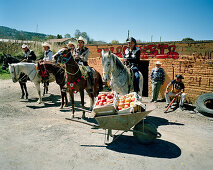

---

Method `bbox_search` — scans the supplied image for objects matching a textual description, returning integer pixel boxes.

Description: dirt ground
[0,79,213,170]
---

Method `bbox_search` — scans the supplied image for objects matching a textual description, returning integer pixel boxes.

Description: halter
[58,52,72,65]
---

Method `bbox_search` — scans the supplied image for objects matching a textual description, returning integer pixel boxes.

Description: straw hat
[155,61,162,65]
[42,42,51,47]
[67,41,77,48]
[21,44,28,48]
[78,36,87,45]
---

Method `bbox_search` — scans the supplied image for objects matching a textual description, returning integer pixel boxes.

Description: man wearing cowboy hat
[123,37,141,93]
[67,40,77,55]
[150,61,165,102]
[73,36,94,90]
[22,44,37,62]
[41,42,53,61]
[165,74,186,110]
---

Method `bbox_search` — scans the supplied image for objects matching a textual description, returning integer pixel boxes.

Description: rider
[123,37,141,93]
[67,40,77,55]
[41,42,53,61]
[22,44,37,62]
[73,36,94,91]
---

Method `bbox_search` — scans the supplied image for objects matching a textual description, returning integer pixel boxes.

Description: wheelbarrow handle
[164,95,177,113]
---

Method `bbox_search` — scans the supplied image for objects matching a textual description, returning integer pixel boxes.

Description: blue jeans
[131,66,140,92]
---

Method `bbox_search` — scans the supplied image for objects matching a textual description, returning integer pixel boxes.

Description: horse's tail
[97,72,103,92]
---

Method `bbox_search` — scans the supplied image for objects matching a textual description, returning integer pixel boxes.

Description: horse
[53,47,103,118]
[101,50,144,96]
[9,63,45,104]
[2,54,29,99]
[36,61,68,109]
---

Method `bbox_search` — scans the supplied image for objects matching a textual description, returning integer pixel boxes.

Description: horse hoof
[60,106,63,109]
[20,96,24,99]
[26,96,28,99]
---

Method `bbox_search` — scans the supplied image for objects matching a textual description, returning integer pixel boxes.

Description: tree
[182,38,195,42]
[74,29,81,39]
[56,34,63,39]
[111,40,119,44]
[64,33,71,38]
[46,35,55,39]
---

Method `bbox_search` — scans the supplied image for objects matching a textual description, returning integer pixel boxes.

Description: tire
[133,120,161,144]
[196,93,213,117]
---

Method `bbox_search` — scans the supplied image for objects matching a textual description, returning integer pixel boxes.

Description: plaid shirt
[150,67,165,83]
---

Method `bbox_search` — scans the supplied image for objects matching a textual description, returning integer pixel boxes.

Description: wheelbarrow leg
[105,129,112,144]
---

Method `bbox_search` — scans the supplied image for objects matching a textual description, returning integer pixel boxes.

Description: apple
[125,97,131,103]
[124,102,130,107]
[131,97,135,102]
[124,104,129,109]
[99,102,103,106]
[130,102,135,107]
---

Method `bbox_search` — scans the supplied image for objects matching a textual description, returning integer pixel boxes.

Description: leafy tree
[111,40,119,44]
[56,34,63,39]
[182,38,195,42]
[46,35,55,39]
[64,33,71,38]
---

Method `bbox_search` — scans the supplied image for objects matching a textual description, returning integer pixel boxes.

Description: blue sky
[1,0,213,43]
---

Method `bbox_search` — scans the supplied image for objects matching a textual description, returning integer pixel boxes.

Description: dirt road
[0,79,213,170]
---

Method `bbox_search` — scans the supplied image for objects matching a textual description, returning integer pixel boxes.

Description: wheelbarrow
[66,105,161,145]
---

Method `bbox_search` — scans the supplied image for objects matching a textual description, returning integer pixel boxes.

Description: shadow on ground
[145,116,184,127]
[81,135,181,159]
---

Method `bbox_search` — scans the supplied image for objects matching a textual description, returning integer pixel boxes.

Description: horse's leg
[64,91,68,107]
[34,82,42,104]
[80,90,86,119]
[23,82,28,99]
[19,82,25,99]
[69,91,75,118]
[43,83,45,96]
[60,86,64,109]
[86,89,94,111]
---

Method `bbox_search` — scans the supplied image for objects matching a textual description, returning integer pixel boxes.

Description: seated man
[73,36,94,91]
[123,37,140,93]
[165,74,186,110]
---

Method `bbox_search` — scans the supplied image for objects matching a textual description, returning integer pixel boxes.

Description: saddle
[79,65,97,80]
[126,67,135,92]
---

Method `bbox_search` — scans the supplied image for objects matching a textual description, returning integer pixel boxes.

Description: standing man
[123,37,141,93]
[150,61,165,102]
[165,74,186,110]
[22,44,36,62]
[41,42,53,61]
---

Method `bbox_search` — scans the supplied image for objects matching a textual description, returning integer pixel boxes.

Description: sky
[1,0,213,43]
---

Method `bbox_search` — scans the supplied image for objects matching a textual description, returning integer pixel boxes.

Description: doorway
[138,60,149,97]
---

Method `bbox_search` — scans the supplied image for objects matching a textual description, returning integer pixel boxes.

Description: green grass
[0,67,11,80]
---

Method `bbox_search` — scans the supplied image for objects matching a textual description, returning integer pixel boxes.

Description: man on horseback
[123,37,141,93]
[39,42,53,95]
[73,36,94,91]
[22,44,37,62]
[67,40,77,55]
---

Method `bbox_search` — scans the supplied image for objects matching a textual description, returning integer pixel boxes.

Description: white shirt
[43,49,53,61]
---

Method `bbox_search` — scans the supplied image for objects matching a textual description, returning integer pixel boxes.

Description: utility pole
[127,30,130,39]
[151,35,153,42]
[36,24,38,33]
[160,36,162,42]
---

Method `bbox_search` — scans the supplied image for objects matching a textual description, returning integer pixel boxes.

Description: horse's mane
[111,53,125,71]
[6,55,20,63]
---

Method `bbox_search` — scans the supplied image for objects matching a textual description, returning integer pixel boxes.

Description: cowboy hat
[67,41,77,48]
[42,42,51,47]
[77,36,87,45]
[126,37,136,44]
[176,74,184,79]
[21,44,28,48]
[155,61,162,65]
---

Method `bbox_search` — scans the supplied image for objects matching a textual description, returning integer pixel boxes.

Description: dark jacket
[24,49,36,62]
[123,46,140,67]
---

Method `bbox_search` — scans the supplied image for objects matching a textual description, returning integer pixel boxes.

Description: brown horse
[36,61,68,109]
[53,47,103,118]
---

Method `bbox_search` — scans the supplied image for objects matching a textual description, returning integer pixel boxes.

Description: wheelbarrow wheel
[133,121,161,144]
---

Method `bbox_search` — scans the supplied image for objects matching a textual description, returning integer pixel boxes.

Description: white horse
[101,50,143,96]
[9,63,43,103]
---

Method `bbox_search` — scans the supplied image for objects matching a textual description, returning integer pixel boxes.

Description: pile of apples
[117,94,136,111]
[95,92,114,106]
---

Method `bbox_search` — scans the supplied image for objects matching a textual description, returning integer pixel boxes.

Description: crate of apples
[116,92,138,113]
[95,92,115,106]
[93,92,117,116]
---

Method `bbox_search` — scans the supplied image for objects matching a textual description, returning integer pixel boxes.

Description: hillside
[0,26,52,40]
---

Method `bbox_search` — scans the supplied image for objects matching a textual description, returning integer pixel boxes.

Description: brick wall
[87,41,213,103]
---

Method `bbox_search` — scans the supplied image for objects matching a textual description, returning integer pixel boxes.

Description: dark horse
[36,61,68,109]
[53,47,103,118]
[2,54,28,99]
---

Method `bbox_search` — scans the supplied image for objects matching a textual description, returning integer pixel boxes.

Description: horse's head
[2,54,10,70]
[52,47,71,64]
[36,61,49,80]
[9,64,20,83]
[101,50,116,82]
